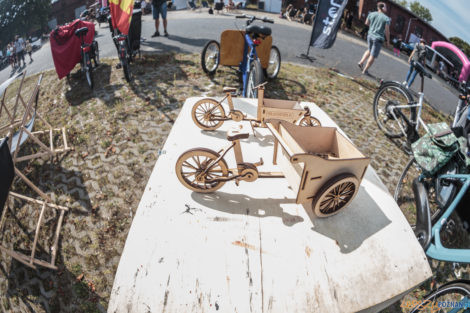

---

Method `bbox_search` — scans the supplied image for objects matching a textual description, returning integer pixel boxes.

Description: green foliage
[409,1,433,22]
[0,0,51,46]
[449,37,470,57]
[392,0,408,8]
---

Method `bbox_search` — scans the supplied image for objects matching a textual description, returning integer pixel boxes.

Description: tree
[449,37,470,58]
[0,0,51,46]
[409,1,433,22]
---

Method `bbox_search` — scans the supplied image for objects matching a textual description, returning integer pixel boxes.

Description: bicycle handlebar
[235,14,274,23]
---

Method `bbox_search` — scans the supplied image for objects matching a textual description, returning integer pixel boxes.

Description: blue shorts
[367,35,383,58]
[152,2,167,19]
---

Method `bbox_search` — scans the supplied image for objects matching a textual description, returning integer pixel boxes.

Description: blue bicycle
[201,14,281,98]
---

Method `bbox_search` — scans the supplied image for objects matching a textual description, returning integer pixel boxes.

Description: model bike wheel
[84,53,94,89]
[394,157,459,228]
[201,40,220,75]
[191,98,226,130]
[312,174,359,217]
[265,45,281,80]
[408,282,470,312]
[299,116,321,127]
[246,59,264,99]
[175,148,229,193]
[373,81,415,138]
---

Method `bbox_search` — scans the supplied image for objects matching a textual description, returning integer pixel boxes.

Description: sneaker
[363,70,370,76]
[164,31,169,37]
[151,31,160,37]
[357,63,363,70]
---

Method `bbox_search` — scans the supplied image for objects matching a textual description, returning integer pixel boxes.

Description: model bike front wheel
[312,174,359,217]
[175,148,229,193]
[246,59,264,99]
[373,81,415,138]
[191,98,226,130]
[265,45,281,80]
[201,40,220,75]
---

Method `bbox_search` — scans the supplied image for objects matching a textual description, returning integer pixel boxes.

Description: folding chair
[2,74,72,164]
[0,137,69,270]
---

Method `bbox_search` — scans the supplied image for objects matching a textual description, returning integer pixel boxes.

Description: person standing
[26,40,33,62]
[357,2,390,75]
[403,38,427,88]
[151,0,169,37]
[14,35,26,68]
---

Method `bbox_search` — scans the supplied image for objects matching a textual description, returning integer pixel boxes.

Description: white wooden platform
[107,97,431,313]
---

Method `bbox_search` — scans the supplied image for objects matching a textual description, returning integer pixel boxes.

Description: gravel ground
[0,52,466,312]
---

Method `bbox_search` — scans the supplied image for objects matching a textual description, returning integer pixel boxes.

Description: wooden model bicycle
[176,120,370,217]
[192,83,321,131]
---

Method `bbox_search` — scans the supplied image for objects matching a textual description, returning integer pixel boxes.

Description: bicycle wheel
[299,116,321,127]
[93,41,100,66]
[122,57,131,82]
[409,282,470,312]
[84,53,94,89]
[175,148,229,193]
[265,45,281,80]
[246,59,264,99]
[201,40,220,75]
[394,158,459,228]
[373,81,415,138]
[191,98,226,130]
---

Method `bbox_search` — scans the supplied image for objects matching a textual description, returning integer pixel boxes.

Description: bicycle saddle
[75,27,89,37]
[227,128,249,141]
[246,25,271,36]
[413,61,432,79]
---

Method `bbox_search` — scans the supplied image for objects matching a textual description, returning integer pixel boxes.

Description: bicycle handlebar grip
[235,15,246,18]
[263,17,274,23]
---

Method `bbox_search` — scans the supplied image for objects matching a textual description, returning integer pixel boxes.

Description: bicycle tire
[84,53,94,89]
[373,81,416,138]
[409,282,470,312]
[246,59,264,99]
[191,98,226,130]
[93,41,100,66]
[201,40,220,75]
[264,45,281,80]
[122,57,131,82]
[394,157,459,229]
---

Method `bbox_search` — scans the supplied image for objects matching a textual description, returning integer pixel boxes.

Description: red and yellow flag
[109,0,134,35]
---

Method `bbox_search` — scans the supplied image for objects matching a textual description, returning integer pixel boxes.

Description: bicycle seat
[75,27,89,37]
[227,129,249,141]
[413,61,432,79]
[246,25,271,36]
[223,87,237,93]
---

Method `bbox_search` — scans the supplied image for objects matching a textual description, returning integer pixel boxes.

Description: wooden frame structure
[0,73,72,270]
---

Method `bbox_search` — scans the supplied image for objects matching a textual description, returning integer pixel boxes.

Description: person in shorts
[151,0,169,37]
[14,35,26,68]
[357,2,390,75]
[403,38,427,88]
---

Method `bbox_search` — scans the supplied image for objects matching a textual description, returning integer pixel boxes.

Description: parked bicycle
[108,4,142,82]
[201,14,281,98]
[74,26,99,89]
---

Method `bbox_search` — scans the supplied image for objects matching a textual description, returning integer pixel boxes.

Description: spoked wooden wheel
[312,174,359,217]
[175,148,229,193]
[191,98,226,130]
[299,116,321,127]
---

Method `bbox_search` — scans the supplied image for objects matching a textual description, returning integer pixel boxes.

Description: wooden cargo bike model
[192,84,321,131]
[176,119,370,217]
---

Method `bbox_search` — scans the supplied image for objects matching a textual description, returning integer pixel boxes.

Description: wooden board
[219,30,272,69]
[108,97,432,313]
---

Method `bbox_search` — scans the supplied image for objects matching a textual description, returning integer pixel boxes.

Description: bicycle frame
[389,92,431,138]
[240,33,259,97]
[424,174,470,263]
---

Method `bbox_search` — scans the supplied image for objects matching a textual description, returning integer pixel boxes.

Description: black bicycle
[74,27,99,89]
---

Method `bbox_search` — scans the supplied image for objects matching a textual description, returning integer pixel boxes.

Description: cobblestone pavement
[0,53,463,313]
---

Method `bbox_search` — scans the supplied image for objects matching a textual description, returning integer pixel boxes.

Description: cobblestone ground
[0,53,464,312]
